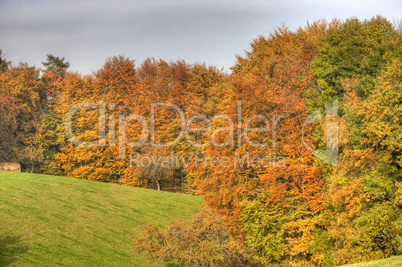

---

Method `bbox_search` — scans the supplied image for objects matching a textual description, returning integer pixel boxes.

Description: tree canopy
[1,15,401,266]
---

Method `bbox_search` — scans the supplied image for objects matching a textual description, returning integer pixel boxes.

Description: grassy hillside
[341,255,402,266]
[0,171,202,266]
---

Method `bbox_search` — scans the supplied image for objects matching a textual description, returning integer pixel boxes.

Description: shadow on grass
[0,235,28,266]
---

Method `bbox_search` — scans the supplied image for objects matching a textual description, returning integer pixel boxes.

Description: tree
[54,56,139,182]
[362,59,402,167]
[136,147,184,191]
[42,54,70,77]
[18,134,45,173]
[0,63,41,163]
[324,149,400,264]
[308,16,402,264]
[0,49,10,72]
[185,21,331,265]
[134,208,257,266]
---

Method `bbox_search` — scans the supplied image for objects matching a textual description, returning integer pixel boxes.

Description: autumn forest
[1,16,401,266]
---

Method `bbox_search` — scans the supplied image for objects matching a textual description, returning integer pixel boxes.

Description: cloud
[0,0,400,74]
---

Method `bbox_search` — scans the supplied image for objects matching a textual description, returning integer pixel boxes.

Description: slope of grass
[0,171,202,266]
[341,255,402,266]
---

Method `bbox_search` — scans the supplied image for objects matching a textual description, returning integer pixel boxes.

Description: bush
[134,208,258,266]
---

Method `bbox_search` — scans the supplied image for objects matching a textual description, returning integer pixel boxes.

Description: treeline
[1,16,401,265]
[0,53,225,191]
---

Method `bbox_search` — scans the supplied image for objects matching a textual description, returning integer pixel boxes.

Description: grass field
[341,255,402,266]
[0,171,202,266]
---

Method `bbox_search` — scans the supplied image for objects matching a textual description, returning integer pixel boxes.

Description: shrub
[134,208,258,266]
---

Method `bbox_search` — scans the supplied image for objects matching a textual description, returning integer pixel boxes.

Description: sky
[0,0,401,75]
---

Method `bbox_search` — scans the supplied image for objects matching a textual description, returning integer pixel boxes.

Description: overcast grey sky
[0,0,400,74]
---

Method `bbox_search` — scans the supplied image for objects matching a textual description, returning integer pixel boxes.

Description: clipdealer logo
[65,100,338,167]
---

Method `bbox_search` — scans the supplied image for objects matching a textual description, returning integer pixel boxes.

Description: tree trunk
[156,181,161,191]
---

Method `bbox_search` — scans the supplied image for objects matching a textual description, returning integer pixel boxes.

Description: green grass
[0,171,202,266]
[340,255,402,266]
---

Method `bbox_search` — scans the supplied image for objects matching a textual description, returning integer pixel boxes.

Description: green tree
[362,59,402,167]
[306,16,402,264]
[0,49,10,72]
[42,54,70,77]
